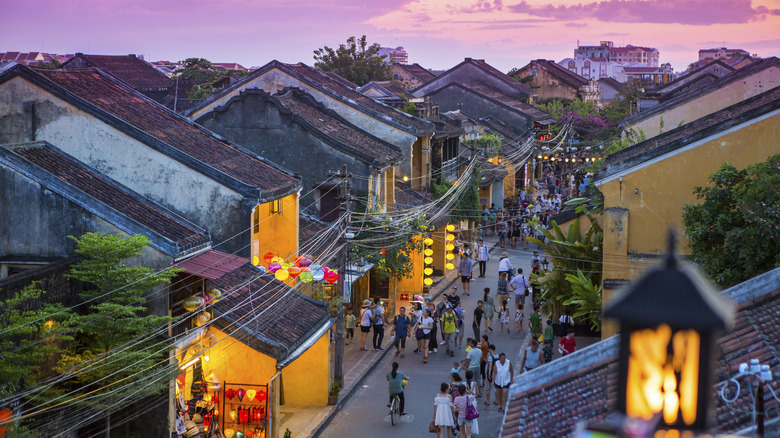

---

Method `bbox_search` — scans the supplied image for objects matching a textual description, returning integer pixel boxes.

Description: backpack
[394,315,409,331]
[373,306,383,325]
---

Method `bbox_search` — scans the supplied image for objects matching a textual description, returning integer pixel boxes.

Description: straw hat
[362,299,371,308]
[502,251,508,257]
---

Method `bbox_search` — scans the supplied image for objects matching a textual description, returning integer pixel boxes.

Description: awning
[175,249,248,280]
[343,262,375,302]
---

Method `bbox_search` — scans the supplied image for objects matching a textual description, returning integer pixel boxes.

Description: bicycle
[389,393,400,426]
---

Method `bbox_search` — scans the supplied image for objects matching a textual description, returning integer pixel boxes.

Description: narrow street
[321,237,539,437]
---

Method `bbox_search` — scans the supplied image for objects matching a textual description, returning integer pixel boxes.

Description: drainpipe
[268,368,282,438]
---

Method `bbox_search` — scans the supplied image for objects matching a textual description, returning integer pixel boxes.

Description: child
[543,319,554,363]
[464,369,478,396]
[345,308,356,345]
[451,362,462,375]
[464,337,473,353]
[499,299,510,334]
[514,302,524,333]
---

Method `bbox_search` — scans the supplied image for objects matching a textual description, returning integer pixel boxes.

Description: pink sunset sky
[1,0,779,73]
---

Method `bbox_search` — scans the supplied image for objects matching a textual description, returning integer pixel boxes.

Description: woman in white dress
[433,382,454,438]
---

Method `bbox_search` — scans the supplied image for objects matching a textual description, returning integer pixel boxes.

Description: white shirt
[498,257,513,273]
[421,316,434,334]
[360,308,373,327]
[477,245,489,261]
[510,274,529,292]
[374,305,384,326]
[494,359,512,386]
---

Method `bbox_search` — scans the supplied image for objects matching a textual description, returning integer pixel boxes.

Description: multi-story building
[574,41,660,67]
[699,47,750,61]
[558,57,627,82]
[574,41,612,60]
[378,46,408,65]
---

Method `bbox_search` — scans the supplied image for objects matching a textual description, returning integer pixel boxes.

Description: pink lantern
[267,262,282,273]
[324,270,338,284]
[299,257,312,268]
[236,388,246,402]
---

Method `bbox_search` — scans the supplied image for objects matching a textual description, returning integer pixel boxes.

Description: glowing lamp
[300,271,314,283]
[424,257,433,265]
[424,267,433,276]
[445,234,455,241]
[183,296,201,312]
[445,244,455,251]
[423,238,434,246]
[403,175,409,182]
[445,263,455,270]
[267,262,282,273]
[537,155,542,159]
[207,288,222,302]
[287,266,301,277]
[275,269,290,281]
[252,255,260,266]
[263,252,275,264]
[424,278,433,286]
[446,253,455,261]
[446,224,455,232]
[604,232,734,431]
[424,248,434,256]
[324,270,338,283]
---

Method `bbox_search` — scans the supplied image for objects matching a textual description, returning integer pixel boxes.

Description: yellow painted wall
[252,192,299,265]
[626,66,780,140]
[490,157,516,199]
[281,331,331,406]
[396,235,423,295]
[384,167,396,212]
[431,226,448,276]
[599,111,780,336]
[412,135,432,191]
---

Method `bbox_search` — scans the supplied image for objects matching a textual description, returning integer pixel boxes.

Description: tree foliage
[349,214,429,280]
[313,35,391,86]
[431,167,481,223]
[56,233,177,406]
[682,155,780,288]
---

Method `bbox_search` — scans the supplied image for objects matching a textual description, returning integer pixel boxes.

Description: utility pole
[333,164,351,386]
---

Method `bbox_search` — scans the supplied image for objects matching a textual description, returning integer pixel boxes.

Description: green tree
[174,57,221,82]
[349,214,429,280]
[682,155,780,288]
[431,167,481,223]
[313,35,392,86]
[401,96,417,115]
[0,283,76,397]
[56,233,177,406]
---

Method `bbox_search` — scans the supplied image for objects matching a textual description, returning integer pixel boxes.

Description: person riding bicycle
[386,362,408,416]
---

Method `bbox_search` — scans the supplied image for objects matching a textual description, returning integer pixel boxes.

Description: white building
[558,57,627,82]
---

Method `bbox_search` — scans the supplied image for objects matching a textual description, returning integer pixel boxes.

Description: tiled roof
[534,59,588,89]
[21,66,300,198]
[463,82,552,121]
[372,81,413,99]
[274,88,403,168]
[597,77,624,91]
[623,66,663,73]
[61,53,172,90]
[501,267,780,437]
[282,62,435,136]
[480,160,508,188]
[299,213,338,262]
[0,142,210,257]
[656,60,733,93]
[599,86,780,183]
[210,262,331,360]
[175,250,246,280]
[322,71,358,89]
[396,63,436,82]
[211,63,247,71]
[467,58,535,95]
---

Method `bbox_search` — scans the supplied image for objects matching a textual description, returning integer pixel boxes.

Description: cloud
[508,0,779,25]
[446,0,505,14]
[565,22,588,27]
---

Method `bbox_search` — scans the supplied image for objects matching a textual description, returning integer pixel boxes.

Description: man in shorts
[457,252,473,296]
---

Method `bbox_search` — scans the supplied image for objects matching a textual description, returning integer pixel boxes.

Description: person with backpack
[440,306,458,357]
[359,299,373,351]
[391,307,411,358]
[372,297,385,351]
[559,308,574,338]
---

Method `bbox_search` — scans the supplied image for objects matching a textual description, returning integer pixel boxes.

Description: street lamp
[604,232,735,431]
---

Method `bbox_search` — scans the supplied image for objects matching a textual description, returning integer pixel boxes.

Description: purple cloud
[446,0,505,14]
[509,0,778,25]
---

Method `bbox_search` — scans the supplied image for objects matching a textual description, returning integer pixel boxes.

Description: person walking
[391,307,411,358]
[453,384,478,438]
[359,299,373,351]
[509,268,529,305]
[458,252,473,296]
[433,382,454,438]
[372,297,385,351]
[528,304,542,340]
[559,308,574,338]
[497,273,509,302]
[483,344,498,406]
[441,306,458,357]
[482,288,495,332]
[559,329,577,356]
[419,309,434,364]
[386,362,408,416]
[472,300,484,341]
[428,301,440,355]
[462,339,482,397]
[476,239,489,278]
[345,308,355,345]
[491,353,514,413]
[520,340,544,373]
[498,252,513,280]
[542,319,554,363]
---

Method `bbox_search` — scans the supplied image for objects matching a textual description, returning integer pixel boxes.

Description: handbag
[416,325,425,340]
[428,420,439,433]
[465,396,480,420]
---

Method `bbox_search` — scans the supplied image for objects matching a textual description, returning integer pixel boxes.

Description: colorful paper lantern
[275,269,290,281]
[446,253,455,260]
[281,262,292,270]
[424,249,433,256]
[287,266,301,278]
[299,257,312,268]
[424,278,433,286]
[312,269,325,281]
[424,257,433,265]
[263,252,275,264]
[183,296,201,312]
[236,388,246,402]
[424,267,433,276]
[446,224,455,232]
[423,238,434,246]
[324,270,338,284]
[445,234,455,241]
[258,390,268,401]
[229,410,238,423]
[300,271,314,283]
[208,288,222,302]
[322,266,330,273]
[246,389,257,401]
[293,256,305,267]
[268,262,281,273]
[194,312,210,326]
[446,263,455,270]
[201,293,212,304]
[257,266,267,274]
[234,432,245,438]
[252,256,260,266]
[446,244,455,251]
[309,263,322,272]
[224,428,235,438]
[226,389,236,400]
[271,256,283,264]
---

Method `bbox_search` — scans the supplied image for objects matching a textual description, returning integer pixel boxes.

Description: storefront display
[222,382,269,438]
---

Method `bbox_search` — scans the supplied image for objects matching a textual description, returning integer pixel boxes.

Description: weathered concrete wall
[198,92,371,217]
[189,68,417,176]
[428,86,533,135]
[515,63,579,101]
[0,76,249,255]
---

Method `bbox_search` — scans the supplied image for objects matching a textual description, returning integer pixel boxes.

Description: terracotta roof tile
[396,63,436,82]
[1,142,210,253]
[468,58,535,95]
[32,67,300,196]
[62,54,172,90]
[463,82,551,121]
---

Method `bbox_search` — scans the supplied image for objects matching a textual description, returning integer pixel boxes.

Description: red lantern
[263,252,275,264]
[293,256,304,267]
[288,266,301,278]
[226,389,236,400]
[257,390,267,402]
[381,248,386,255]
[324,270,338,284]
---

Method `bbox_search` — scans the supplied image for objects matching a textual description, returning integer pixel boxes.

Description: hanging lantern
[208,288,222,302]
[424,267,433,276]
[183,296,201,312]
[226,389,236,400]
[281,262,292,270]
[225,429,235,438]
[322,266,330,273]
[381,248,387,255]
[424,257,433,265]
[423,237,434,246]
[293,256,305,267]
[300,271,314,283]
[312,269,325,281]
[275,269,290,281]
[246,389,257,401]
[252,255,260,266]
[229,410,238,423]
[445,243,455,251]
[424,278,433,286]
[257,390,268,402]
[445,234,455,241]
[268,262,282,273]
[324,270,338,283]
[271,256,283,264]
[446,253,455,261]
[235,432,245,438]
[309,263,322,272]
[288,266,301,278]
[201,293,212,304]
[236,388,246,402]
[446,263,455,270]
[194,312,211,326]
[263,252,275,264]
[299,257,312,268]
[424,248,434,256]
[257,265,267,274]
[446,224,455,232]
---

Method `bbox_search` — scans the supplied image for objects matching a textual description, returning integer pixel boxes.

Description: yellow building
[251,193,300,266]
[623,57,779,141]
[172,257,332,438]
[595,86,780,338]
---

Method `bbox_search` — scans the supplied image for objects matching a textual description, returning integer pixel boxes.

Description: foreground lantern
[604,232,734,431]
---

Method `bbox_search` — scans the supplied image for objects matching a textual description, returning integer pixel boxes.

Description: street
[321,238,538,437]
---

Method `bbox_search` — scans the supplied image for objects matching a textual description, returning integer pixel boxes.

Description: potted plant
[328,381,342,405]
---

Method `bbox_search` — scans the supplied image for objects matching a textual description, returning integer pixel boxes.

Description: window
[270,199,281,214]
